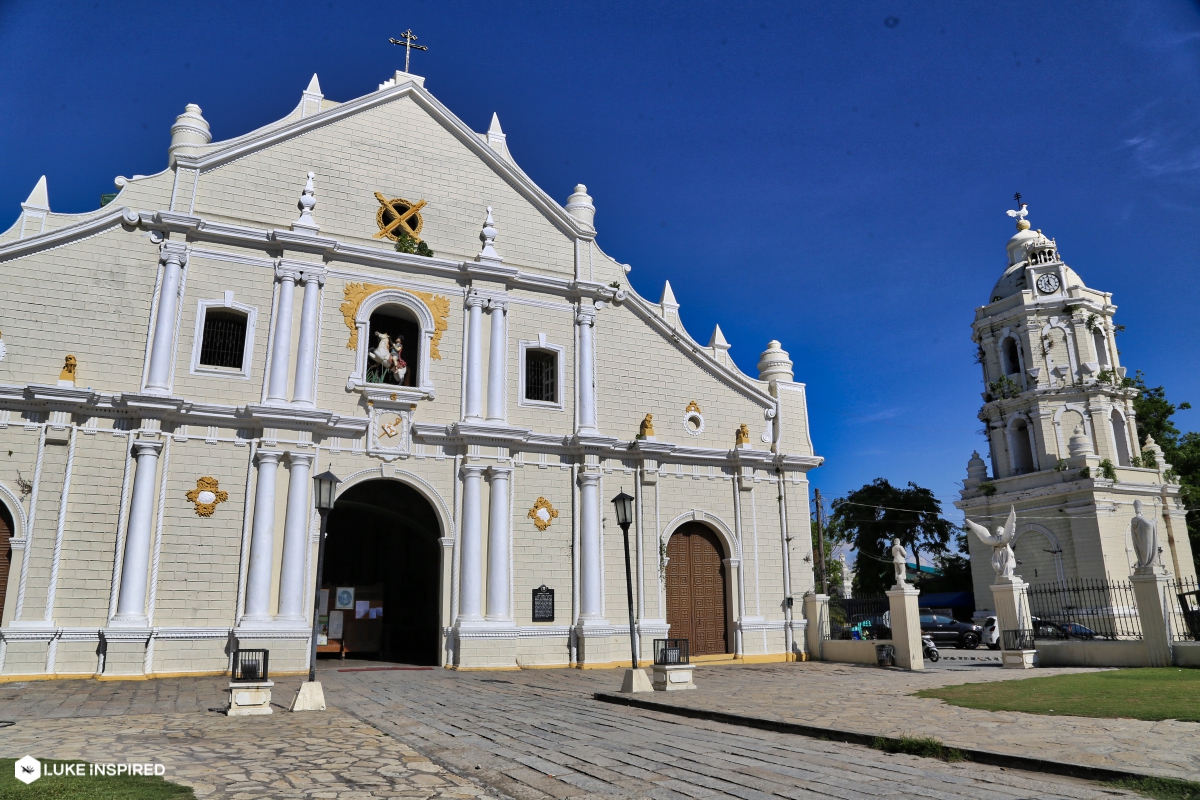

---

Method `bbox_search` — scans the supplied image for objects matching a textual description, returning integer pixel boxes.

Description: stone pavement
[591,660,1200,781]
[0,660,1173,799]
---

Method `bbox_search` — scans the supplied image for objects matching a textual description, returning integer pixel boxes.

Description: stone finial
[639,414,655,439]
[58,354,77,386]
[565,184,595,228]
[301,74,324,118]
[476,206,501,265]
[22,175,49,212]
[291,172,319,234]
[965,451,988,486]
[1140,435,1168,471]
[708,325,731,363]
[1068,425,1093,459]
[757,340,794,384]
[169,104,212,166]
[735,423,750,446]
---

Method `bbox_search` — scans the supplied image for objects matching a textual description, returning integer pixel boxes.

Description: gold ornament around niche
[735,423,750,445]
[373,192,426,241]
[186,476,229,517]
[340,283,450,357]
[527,497,560,532]
[685,400,701,415]
[59,354,77,384]
[639,414,654,438]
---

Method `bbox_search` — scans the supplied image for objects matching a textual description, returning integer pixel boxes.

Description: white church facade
[957,209,1196,616]
[0,69,821,678]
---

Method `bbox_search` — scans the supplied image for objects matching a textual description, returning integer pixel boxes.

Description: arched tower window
[367,306,420,387]
[1001,337,1021,377]
[1110,409,1131,467]
[1092,329,1110,368]
[1010,418,1035,475]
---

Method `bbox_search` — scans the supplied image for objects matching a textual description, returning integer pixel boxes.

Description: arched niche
[1006,415,1037,476]
[1110,408,1131,467]
[346,288,438,401]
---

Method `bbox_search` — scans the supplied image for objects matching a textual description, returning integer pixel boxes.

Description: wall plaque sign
[532,585,554,622]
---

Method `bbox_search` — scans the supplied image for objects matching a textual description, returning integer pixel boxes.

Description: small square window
[199,310,248,369]
[525,349,557,403]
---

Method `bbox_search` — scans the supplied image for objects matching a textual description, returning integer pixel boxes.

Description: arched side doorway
[323,479,441,665]
[0,502,13,622]
[665,522,729,656]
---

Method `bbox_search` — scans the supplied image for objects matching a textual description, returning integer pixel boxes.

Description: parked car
[919,613,983,649]
[1031,616,1099,640]
[982,616,999,650]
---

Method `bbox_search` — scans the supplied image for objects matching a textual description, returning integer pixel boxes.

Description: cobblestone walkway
[593,660,1200,781]
[0,661,1179,799]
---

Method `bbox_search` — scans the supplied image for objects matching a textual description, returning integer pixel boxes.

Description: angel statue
[965,506,1018,580]
[1130,499,1160,573]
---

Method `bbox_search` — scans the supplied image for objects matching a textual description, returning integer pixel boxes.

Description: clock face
[1036,273,1061,294]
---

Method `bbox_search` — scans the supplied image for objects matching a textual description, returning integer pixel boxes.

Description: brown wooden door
[665,523,728,656]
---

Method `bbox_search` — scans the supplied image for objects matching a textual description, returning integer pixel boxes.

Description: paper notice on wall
[317,616,329,646]
[328,610,344,638]
[369,606,383,619]
[356,600,369,619]
[319,589,329,615]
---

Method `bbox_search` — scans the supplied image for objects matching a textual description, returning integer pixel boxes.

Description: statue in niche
[1130,499,1160,573]
[965,506,1018,581]
[891,538,909,586]
[368,332,407,384]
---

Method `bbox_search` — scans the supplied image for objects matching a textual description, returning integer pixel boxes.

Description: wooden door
[665,523,728,656]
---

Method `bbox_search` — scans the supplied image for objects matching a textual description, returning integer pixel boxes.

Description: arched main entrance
[323,479,441,665]
[0,502,13,621]
[665,522,729,656]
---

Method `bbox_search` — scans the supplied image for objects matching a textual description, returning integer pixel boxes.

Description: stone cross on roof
[389,29,428,74]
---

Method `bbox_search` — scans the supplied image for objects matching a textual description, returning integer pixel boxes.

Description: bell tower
[955,204,1196,615]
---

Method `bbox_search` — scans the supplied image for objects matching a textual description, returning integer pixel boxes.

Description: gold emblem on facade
[527,497,560,532]
[380,414,404,440]
[639,414,654,438]
[59,354,77,384]
[373,192,426,241]
[685,400,701,414]
[735,423,750,445]
[186,476,229,517]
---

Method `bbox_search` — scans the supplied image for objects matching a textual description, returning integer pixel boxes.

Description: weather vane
[1006,191,1029,223]
[389,29,428,74]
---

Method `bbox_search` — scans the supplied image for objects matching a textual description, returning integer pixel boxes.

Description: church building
[0,68,821,677]
[957,207,1196,615]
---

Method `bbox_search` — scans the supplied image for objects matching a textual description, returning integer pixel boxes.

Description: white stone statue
[1130,499,1160,573]
[891,538,908,586]
[965,506,1018,581]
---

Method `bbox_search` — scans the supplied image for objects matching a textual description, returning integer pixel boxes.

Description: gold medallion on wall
[186,477,229,517]
[527,497,559,532]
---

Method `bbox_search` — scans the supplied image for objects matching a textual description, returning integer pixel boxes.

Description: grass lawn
[915,668,1200,722]
[0,759,195,799]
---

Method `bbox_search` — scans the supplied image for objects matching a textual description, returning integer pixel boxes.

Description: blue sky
[3,1,1199,528]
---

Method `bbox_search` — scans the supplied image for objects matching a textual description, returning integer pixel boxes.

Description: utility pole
[813,488,829,596]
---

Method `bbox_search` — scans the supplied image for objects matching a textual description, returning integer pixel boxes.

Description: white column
[576,305,598,434]
[485,299,507,422]
[242,450,282,623]
[110,439,163,626]
[457,464,486,622]
[266,265,298,404]
[291,269,324,407]
[275,451,314,622]
[485,466,513,622]
[464,294,486,421]
[146,245,187,393]
[578,471,604,620]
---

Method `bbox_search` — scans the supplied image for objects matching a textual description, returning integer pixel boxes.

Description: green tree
[1129,372,1200,571]
[829,479,956,597]
[917,530,974,594]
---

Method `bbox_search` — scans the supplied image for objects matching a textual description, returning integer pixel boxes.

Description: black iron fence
[1026,579,1142,641]
[826,594,890,640]
[653,638,689,665]
[1170,577,1200,642]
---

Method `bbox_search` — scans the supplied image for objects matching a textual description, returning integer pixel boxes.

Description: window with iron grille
[199,310,247,369]
[525,349,557,403]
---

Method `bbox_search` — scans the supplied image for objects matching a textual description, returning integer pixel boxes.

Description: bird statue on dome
[965,506,1019,580]
[1006,203,1029,223]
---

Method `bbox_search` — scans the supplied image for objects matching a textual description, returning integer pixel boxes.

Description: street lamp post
[611,490,637,669]
[291,469,340,712]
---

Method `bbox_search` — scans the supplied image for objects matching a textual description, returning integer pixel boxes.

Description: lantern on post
[290,470,340,712]
[611,489,649,691]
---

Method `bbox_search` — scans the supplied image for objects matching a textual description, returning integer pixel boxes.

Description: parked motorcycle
[922,633,940,663]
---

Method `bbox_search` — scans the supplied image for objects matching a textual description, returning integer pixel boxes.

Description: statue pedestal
[991,578,1037,669]
[1131,571,1173,667]
[886,584,923,671]
[803,593,829,661]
